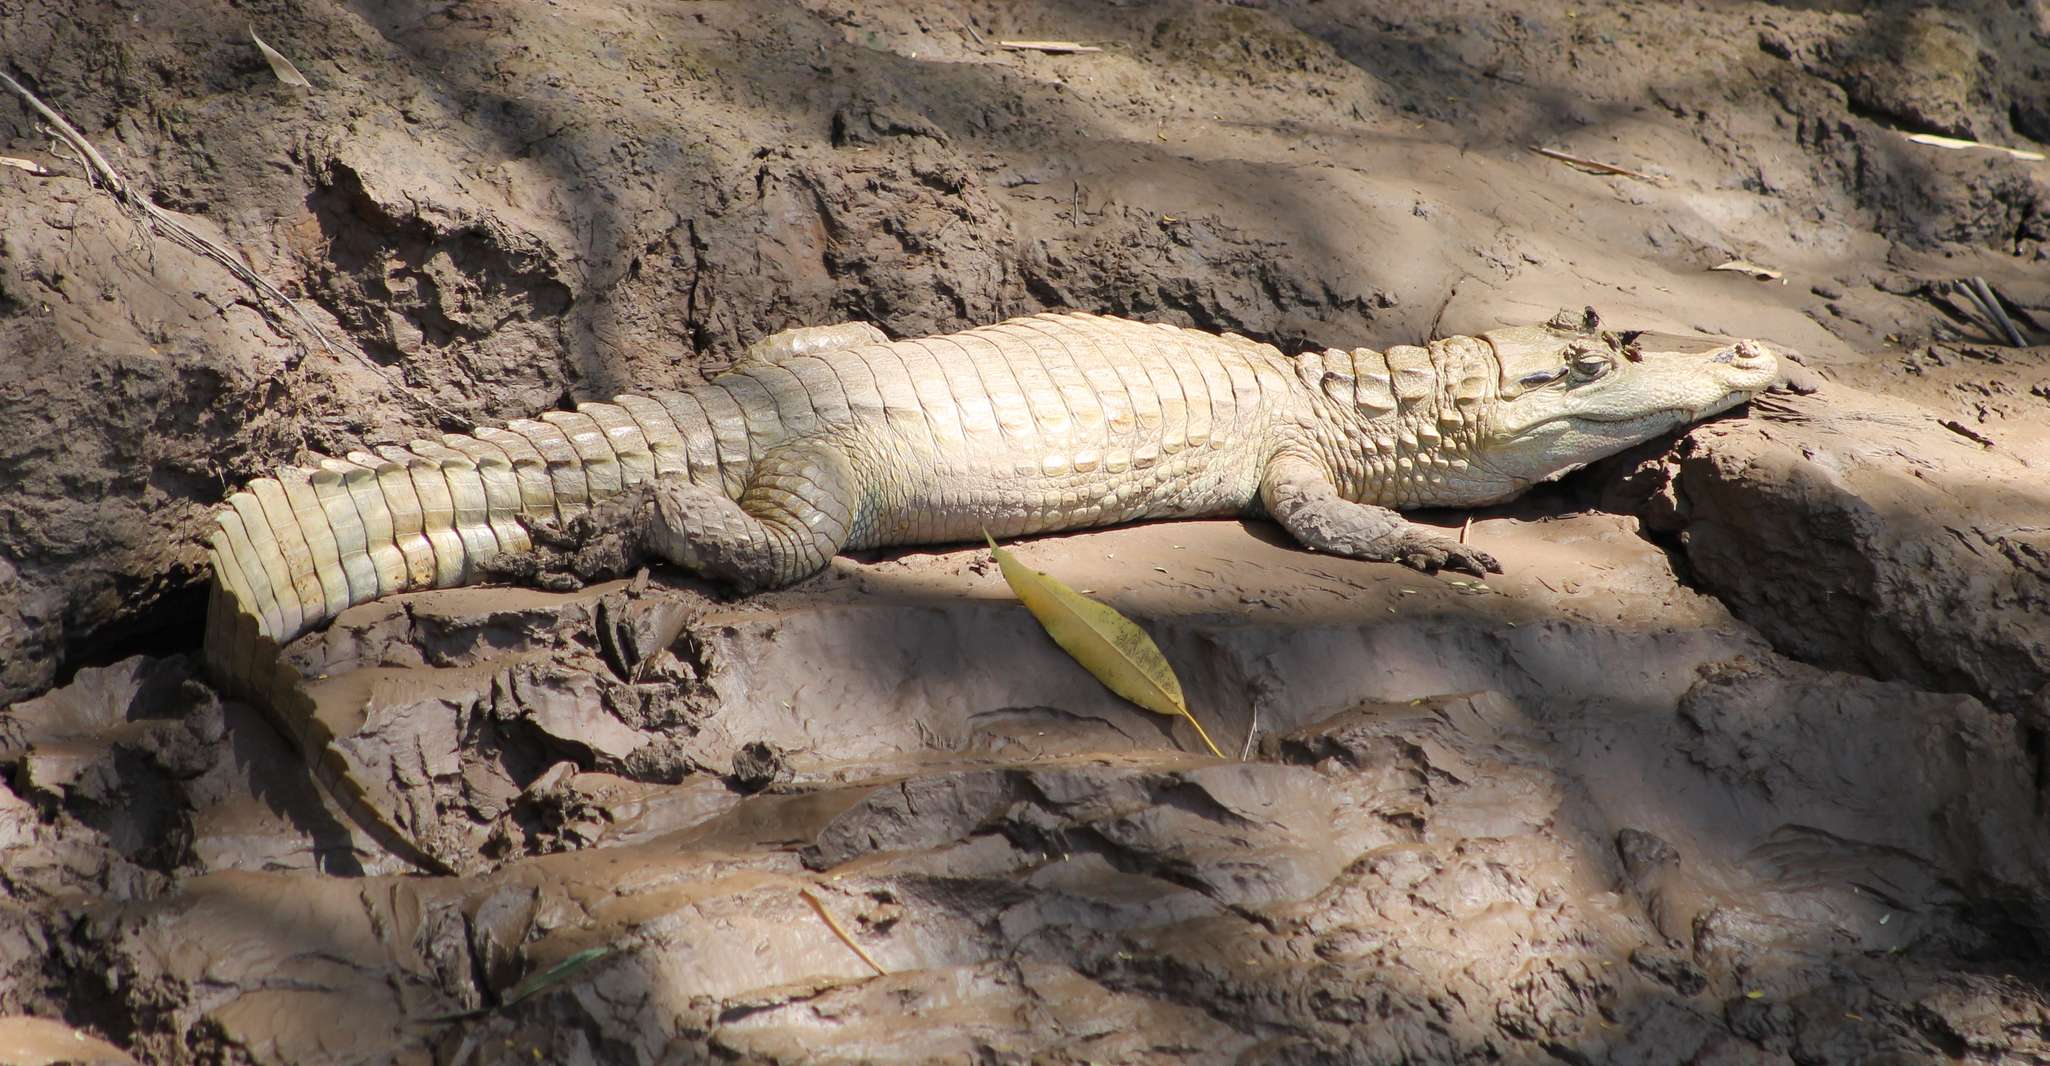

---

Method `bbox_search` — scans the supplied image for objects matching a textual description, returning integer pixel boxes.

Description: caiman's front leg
[1260,453,1500,577]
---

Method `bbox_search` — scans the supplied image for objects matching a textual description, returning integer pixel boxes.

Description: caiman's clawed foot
[1392,534,1501,578]
[1262,454,1505,579]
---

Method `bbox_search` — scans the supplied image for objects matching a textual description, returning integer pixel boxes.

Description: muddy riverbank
[3,1,2048,1062]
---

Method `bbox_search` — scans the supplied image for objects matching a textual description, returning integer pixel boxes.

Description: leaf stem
[1180,711,1227,760]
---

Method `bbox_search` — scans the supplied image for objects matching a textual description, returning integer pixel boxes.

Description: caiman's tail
[201,395,724,872]
[200,395,734,689]
[201,321,896,680]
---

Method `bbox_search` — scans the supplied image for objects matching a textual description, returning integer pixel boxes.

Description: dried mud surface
[3,1,2050,1063]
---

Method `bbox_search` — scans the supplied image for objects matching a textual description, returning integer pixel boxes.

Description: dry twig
[1957,277,2027,347]
[1710,259,1785,282]
[1903,132,2046,162]
[1,70,335,350]
[1939,419,1997,449]
[801,889,889,977]
[0,69,473,429]
[1529,145,1663,184]
[1000,40,1102,54]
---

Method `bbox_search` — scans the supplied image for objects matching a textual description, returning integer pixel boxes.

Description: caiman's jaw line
[1575,389,1754,424]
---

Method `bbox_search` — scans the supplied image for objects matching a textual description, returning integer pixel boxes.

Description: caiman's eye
[1517,367,1568,389]
[1569,353,1612,381]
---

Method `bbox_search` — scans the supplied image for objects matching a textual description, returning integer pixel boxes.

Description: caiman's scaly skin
[206,308,1778,692]
[200,308,1776,871]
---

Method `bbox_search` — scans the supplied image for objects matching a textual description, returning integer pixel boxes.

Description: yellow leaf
[985,533,1225,759]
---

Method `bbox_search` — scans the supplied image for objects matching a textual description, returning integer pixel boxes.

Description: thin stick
[1962,277,2027,347]
[1939,419,1997,449]
[0,70,473,429]
[1426,275,1464,343]
[1459,515,1472,544]
[800,889,888,977]
[1,70,330,349]
[999,40,1102,54]
[1529,145,1662,183]
[1904,132,2046,162]
[0,71,128,189]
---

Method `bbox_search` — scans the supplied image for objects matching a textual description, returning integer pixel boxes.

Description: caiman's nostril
[1713,340,1772,366]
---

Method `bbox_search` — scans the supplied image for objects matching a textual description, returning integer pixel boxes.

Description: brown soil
[4,1,2049,1062]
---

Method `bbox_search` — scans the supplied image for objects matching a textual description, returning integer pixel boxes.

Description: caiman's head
[1469,307,1777,493]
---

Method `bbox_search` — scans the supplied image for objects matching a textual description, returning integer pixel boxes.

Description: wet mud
[3,0,2049,1062]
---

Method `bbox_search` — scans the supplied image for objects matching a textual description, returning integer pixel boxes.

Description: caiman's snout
[1468,317,1787,502]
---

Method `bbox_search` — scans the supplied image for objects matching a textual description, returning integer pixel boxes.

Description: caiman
[200,307,1777,870]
